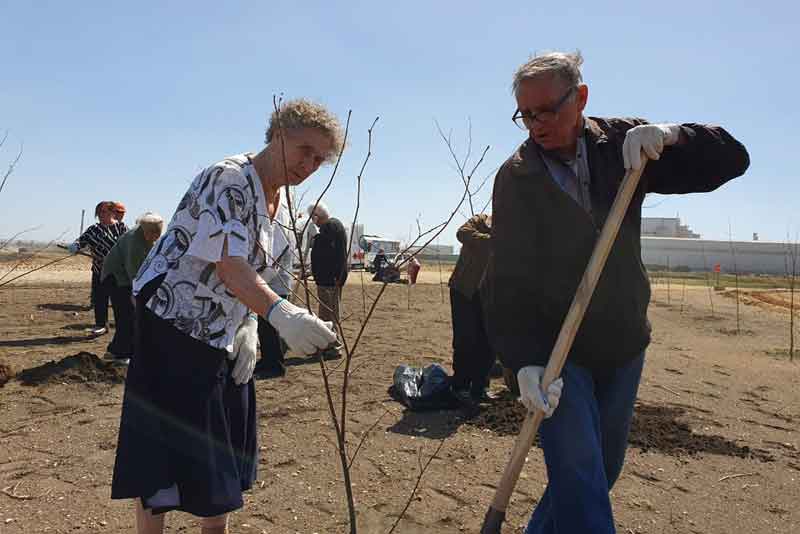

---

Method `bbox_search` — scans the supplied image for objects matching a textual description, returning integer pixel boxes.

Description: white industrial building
[641,217,700,238]
[641,237,793,275]
[407,243,454,256]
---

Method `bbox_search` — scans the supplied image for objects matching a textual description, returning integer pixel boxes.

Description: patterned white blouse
[133,153,284,352]
[267,193,298,297]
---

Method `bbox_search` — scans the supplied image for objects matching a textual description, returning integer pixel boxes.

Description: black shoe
[255,364,286,379]
[316,345,342,361]
[449,376,469,393]
[470,389,498,404]
[453,390,481,417]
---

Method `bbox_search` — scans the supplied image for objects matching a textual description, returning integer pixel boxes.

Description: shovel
[480,159,648,533]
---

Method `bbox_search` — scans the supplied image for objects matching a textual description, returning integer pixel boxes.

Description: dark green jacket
[487,117,750,373]
[101,227,153,287]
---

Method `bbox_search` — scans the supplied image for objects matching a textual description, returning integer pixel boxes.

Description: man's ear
[576,84,589,113]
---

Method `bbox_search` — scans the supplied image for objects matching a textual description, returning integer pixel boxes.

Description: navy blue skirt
[111,305,258,517]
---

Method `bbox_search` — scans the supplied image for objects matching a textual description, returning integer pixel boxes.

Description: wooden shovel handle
[481,161,648,533]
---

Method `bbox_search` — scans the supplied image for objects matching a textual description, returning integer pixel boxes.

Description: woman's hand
[267,299,337,355]
[229,315,258,385]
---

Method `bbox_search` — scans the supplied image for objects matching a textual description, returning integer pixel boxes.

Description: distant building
[641,237,791,275]
[641,217,700,238]
[407,243,454,256]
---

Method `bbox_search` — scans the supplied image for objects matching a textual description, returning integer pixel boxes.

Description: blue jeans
[524,352,645,534]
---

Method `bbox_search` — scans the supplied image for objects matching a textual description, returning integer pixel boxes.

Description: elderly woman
[68,201,128,335]
[111,99,343,534]
[100,212,165,364]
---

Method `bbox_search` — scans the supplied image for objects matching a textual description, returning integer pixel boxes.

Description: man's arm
[456,214,491,244]
[644,123,749,194]
[609,118,750,194]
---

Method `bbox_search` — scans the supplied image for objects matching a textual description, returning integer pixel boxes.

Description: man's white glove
[267,298,337,355]
[623,123,682,171]
[67,243,80,254]
[229,315,258,385]
[517,366,564,418]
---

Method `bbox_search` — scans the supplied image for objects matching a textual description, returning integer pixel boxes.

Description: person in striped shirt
[68,201,128,334]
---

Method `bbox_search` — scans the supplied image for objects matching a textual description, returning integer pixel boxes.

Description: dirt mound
[468,397,774,462]
[16,352,126,386]
[467,391,529,437]
[0,360,13,387]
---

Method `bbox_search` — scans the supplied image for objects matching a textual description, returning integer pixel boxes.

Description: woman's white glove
[517,366,564,418]
[67,242,80,254]
[267,298,337,355]
[623,123,682,171]
[229,315,258,385]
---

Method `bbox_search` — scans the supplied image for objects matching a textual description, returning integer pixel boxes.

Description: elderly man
[486,51,749,533]
[449,213,494,403]
[308,202,348,325]
[100,212,164,363]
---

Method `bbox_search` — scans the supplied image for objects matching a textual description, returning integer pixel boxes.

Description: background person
[308,202,348,324]
[108,201,128,224]
[111,99,344,534]
[68,201,128,335]
[407,255,421,284]
[371,248,387,281]
[487,51,750,534]
[448,213,494,403]
[100,212,164,364]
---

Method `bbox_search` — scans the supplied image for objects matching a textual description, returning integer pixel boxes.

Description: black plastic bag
[390,363,461,411]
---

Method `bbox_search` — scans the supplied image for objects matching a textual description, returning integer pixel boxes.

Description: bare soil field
[1,258,798,533]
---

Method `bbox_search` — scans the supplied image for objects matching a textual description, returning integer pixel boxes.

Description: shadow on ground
[0,334,96,347]
[37,303,90,312]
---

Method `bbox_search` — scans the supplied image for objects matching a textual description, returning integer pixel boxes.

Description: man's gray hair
[136,212,164,232]
[307,201,330,220]
[265,98,344,163]
[512,51,584,96]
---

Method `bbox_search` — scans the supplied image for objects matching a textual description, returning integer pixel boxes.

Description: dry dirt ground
[0,257,798,533]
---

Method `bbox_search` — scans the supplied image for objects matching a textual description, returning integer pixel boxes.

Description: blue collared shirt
[540,133,593,217]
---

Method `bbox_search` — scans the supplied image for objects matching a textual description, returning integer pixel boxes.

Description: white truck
[345,223,401,271]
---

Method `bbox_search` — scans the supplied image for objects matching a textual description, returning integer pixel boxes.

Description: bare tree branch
[347,409,390,469]
[0,229,70,286]
[0,142,23,196]
[387,438,447,534]
[0,226,42,251]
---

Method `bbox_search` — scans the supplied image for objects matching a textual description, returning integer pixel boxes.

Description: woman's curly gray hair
[512,50,584,97]
[265,99,344,163]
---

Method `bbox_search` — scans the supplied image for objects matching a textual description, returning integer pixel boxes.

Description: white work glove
[229,315,258,385]
[67,243,80,254]
[623,123,682,171]
[517,366,564,418]
[267,298,338,356]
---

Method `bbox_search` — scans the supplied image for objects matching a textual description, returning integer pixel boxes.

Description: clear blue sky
[1,1,795,247]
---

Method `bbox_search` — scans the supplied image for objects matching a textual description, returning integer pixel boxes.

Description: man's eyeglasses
[512,86,577,130]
